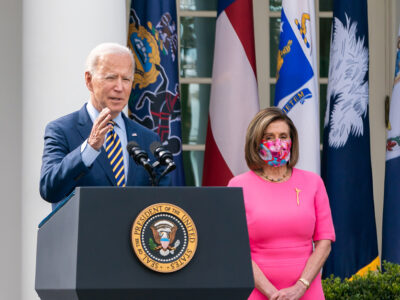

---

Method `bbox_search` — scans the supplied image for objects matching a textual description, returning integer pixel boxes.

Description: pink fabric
[228,168,335,300]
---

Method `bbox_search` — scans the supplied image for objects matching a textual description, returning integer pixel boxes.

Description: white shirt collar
[86,101,125,129]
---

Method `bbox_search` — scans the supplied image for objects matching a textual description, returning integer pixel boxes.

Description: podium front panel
[36,187,254,299]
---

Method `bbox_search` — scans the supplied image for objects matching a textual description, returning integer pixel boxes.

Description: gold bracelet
[298,278,310,289]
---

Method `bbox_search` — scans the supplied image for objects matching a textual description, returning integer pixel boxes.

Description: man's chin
[108,105,126,117]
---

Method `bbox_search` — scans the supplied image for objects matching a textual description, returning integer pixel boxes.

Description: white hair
[85,42,134,74]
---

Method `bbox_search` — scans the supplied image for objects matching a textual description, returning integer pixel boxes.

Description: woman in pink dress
[228,108,335,300]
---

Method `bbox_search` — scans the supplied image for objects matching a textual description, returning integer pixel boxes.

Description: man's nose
[114,78,123,91]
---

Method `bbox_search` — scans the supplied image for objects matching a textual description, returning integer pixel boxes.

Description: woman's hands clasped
[269,281,307,300]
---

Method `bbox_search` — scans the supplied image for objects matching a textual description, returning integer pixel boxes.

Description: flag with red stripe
[202,0,259,186]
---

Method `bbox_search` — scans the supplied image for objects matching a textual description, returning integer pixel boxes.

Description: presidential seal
[131,203,197,273]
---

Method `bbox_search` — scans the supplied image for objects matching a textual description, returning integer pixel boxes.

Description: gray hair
[85,42,134,74]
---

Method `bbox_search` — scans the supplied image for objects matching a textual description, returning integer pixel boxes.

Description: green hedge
[322,261,400,299]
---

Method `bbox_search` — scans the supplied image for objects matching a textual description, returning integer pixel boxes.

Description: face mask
[259,138,291,167]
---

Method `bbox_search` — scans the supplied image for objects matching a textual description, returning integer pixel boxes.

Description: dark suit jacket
[40,104,171,204]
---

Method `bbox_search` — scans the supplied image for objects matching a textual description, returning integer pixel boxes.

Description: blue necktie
[105,121,126,187]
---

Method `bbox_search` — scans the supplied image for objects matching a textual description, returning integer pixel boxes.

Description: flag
[127,0,185,185]
[322,0,379,278]
[382,26,400,265]
[202,0,259,186]
[274,0,320,174]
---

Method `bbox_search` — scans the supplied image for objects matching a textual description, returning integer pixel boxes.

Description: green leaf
[322,262,400,299]
[149,238,157,251]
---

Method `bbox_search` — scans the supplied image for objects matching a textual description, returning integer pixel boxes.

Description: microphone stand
[151,161,175,186]
[151,161,161,186]
[145,163,157,186]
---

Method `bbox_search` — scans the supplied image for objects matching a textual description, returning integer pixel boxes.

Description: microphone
[126,141,153,174]
[149,141,176,172]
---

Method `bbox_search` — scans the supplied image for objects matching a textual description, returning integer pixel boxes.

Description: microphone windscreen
[149,141,162,155]
[127,141,140,153]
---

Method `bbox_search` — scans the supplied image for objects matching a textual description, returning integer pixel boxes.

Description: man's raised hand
[88,108,112,150]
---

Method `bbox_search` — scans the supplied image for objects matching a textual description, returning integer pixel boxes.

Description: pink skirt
[249,244,325,300]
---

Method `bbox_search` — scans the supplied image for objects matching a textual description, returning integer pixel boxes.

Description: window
[177,0,217,186]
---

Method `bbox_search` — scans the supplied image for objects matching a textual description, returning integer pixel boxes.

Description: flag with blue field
[382,25,400,266]
[322,0,379,278]
[275,0,320,174]
[128,0,185,185]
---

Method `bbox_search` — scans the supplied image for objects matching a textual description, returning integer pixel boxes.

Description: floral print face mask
[259,138,291,167]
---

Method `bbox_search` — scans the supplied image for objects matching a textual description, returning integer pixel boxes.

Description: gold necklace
[261,168,290,182]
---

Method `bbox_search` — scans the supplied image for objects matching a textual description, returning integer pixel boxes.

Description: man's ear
[85,71,93,92]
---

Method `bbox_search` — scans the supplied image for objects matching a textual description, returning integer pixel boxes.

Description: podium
[35,187,254,299]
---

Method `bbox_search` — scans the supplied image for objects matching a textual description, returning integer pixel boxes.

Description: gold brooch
[295,188,301,206]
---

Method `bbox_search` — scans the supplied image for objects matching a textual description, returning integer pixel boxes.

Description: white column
[0,0,22,299]
[22,1,127,298]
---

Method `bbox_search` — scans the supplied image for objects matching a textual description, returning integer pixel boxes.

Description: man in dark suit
[40,43,170,208]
